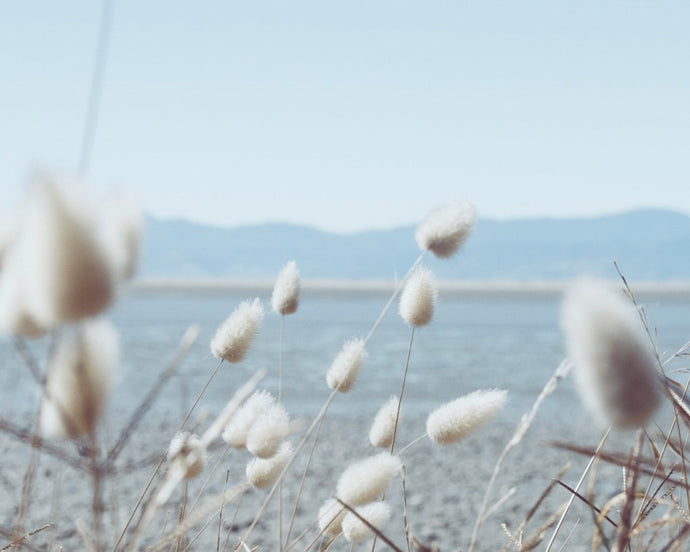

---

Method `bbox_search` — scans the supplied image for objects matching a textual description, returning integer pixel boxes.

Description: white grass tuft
[326,338,367,393]
[101,192,144,281]
[318,498,346,536]
[271,260,300,315]
[335,452,401,506]
[167,431,206,480]
[369,396,400,449]
[40,319,119,438]
[15,177,115,327]
[426,389,507,445]
[342,501,391,543]
[245,402,291,458]
[210,298,264,363]
[561,278,662,429]
[415,200,477,258]
[221,390,275,448]
[399,266,438,327]
[245,441,293,489]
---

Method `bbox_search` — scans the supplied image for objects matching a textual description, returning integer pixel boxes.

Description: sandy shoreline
[1,405,616,552]
[130,278,690,299]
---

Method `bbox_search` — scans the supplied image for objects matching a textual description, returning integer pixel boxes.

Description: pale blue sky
[1,1,688,233]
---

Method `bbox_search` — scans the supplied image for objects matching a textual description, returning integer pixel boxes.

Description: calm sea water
[2,288,690,434]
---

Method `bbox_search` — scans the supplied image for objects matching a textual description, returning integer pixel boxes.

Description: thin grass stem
[390,327,415,454]
[543,426,612,552]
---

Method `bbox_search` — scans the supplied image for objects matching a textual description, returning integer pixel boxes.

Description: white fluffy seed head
[369,396,400,449]
[336,452,401,506]
[221,390,275,448]
[399,266,438,327]
[16,177,115,327]
[245,441,293,489]
[561,278,662,429]
[40,319,119,438]
[101,192,144,281]
[415,200,477,259]
[271,260,300,315]
[342,502,391,543]
[210,298,264,362]
[0,254,46,337]
[245,402,291,458]
[0,211,20,270]
[167,431,206,480]
[326,338,367,393]
[426,389,507,445]
[318,498,347,536]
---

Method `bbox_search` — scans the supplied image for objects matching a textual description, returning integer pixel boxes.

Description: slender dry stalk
[543,427,612,552]
[0,524,53,552]
[467,361,570,552]
[285,416,327,547]
[334,499,402,552]
[390,328,415,454]
[146,483,250,552]
[106,325,200,467]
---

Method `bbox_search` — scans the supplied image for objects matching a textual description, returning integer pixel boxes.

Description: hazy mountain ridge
[140,209,690,281]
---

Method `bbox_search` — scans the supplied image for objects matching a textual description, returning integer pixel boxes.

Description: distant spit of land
[141,208,690,282]
[131,278,690,299]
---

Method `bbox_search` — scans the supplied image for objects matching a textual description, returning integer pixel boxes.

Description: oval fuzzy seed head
[561,278,661,429]
[399,266,438,327]
[21,177,115,326]
[245,402,291,458]
[426,389,507,445]
[342,502,391,543]
[326,338,367,393]
[369,396,400,449]
[415,200,477,259]
[40,319,118,438]
[167,431,206,480]
[318,498,346,536]
[222,390,275,448]
[246,441,293,489]
[336,452,401,506]
[210,298,264,362]
[271,260,300,315]
[101,192,144,281]
[0,257,46,338]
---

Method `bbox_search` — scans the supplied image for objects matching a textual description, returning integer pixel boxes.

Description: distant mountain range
[139,209,690,282]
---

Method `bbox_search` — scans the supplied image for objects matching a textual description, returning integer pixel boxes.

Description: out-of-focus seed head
[399,266,438,327]
[40,319,119,438]
[18,177,115,327]
[167,431,206,480]
[318,498,346,536]
[415,200,477,259]
[245,441,293,489]
[369,396,400,449]
[561,278,662,429]
[101,192,144,281]
[271,260,300,315]
[245,402,291,458]
[342,502,391,543]
[222,390,275,448]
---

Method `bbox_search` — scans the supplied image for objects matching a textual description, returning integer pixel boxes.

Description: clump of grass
[1,185,689,552]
